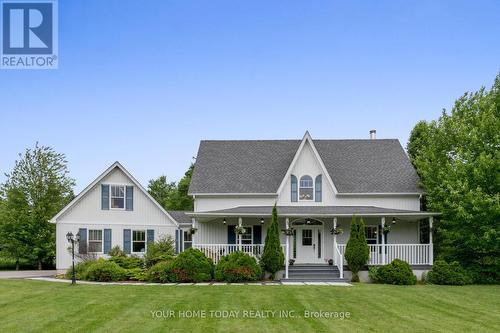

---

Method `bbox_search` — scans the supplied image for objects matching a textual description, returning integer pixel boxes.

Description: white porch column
[238,217,242,251]
[429,216,434,265]
[285,217,290,279]
[333,217,337,264]
[381,217,386,265]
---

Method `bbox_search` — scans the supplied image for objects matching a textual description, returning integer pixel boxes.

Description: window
[110,185,125,209]
[419,220,430,244]
[132,230,146,253]
[88,229,103,253]
[241,226,253,244]
[299,175,314,200]
[183,231,192,250]
[365,226,378,245]
[302,229,312,246]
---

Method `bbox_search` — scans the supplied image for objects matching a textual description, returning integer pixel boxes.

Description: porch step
[282,278,349,283]
[285,264,345,282]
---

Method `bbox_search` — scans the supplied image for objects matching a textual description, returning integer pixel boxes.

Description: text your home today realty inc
[151,309,352,320]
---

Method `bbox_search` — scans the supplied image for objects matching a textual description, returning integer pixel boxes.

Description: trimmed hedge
[144,236,175,268]
[108,246,127,257]
[85,259,128,282]
[145,260,172,283]
[108,256,144,269]
[215,251,262,282]
[426,260,471,285]
[65,260,95,280]
[168,248,213,283]
[369,259,417,285]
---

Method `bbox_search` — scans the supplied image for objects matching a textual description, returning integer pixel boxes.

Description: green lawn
[1,280,499,333]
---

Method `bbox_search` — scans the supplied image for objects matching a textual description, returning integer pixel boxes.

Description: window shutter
[175,229,180,254]
[101,185,110,210]
[123,229,131,254]
[253,225,262,245]
[147,229,154,246]
[227,225,236,244]
[315,175,322,202]
[126,186,134,211]
[291,175,298,202]
[103,229,112,254]
[78,228,87,254]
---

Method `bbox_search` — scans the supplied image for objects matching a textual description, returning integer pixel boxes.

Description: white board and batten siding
[54,166,177,270]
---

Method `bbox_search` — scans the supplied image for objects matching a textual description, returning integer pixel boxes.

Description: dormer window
[110,185,125,209]
[299,175,314,200]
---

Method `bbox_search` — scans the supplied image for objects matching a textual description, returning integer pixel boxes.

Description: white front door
[295,226,323,263]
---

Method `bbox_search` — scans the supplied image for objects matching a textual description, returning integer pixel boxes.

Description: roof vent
[369,129,376,139]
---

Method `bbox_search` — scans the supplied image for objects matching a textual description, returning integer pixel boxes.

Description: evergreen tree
[261,204,284,279]
[345,215,369,282]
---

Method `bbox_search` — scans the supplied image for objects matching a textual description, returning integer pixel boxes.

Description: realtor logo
[1,0,58,69]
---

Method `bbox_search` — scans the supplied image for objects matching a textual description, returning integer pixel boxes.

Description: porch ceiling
[186,206,440,218]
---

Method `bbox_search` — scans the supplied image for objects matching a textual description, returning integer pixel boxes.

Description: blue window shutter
[291,175,298,202]
[175,229,182,253]
[123,229,131,254]
[315,175,322,202]
[147,229,154,246]
[253,225,262,244]
[103,229,112,254]
[101,185,109,210]
[78,228,87,254]
[126,186,133,211]
[227,225,236,244]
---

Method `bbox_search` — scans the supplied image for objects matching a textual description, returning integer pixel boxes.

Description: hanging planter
[283,228,294,236]
[331,227,343,235]
[189,227,198,235]
[383,225,391,234]
[235,225,247,235]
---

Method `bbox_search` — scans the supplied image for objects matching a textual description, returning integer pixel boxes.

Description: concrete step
[288,273,340,279]
[282,277,349,283]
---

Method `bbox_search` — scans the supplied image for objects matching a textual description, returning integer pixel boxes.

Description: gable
[52,164,178,226]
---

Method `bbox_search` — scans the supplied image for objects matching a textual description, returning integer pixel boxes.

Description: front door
[295,225,323,263]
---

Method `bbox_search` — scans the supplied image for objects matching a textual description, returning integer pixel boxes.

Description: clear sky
[1,0,499,192]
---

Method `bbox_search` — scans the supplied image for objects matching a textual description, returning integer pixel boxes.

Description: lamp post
[66,232,80,285]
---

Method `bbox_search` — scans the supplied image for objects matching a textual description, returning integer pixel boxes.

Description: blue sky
[1,0,499,192]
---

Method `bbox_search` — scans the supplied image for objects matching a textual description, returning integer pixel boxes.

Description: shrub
[144,236,175,268]
[261,204,284,279]
[345,215,369,282]
[109,255,144,269]
[108,246,127,257]
[65,260,95,280]
[215,251,262,282]
[85,259,128,282]
[125,267,147,281]
[372,259,417,285]
[426,260,471,285]
[168,248,213,283]
[145,260,172,283]
[368,266,380,282]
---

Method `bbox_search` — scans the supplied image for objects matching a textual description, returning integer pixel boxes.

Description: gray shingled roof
[167,211,192,224]
[189,139,422,194]
[187,206,437,217]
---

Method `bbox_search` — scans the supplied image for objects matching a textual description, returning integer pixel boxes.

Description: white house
[52,131,438,281]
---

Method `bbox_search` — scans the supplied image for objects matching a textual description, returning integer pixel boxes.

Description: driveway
[0,270,57,279]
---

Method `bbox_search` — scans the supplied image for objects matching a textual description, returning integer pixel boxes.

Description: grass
[0,280,499,332]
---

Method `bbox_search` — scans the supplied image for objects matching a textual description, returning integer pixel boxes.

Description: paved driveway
[0,270,57,279]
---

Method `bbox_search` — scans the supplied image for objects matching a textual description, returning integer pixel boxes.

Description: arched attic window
[299,175,314,200]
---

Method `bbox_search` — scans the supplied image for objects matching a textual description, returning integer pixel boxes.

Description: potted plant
[331,227,343,235]
[189,227,198,235]
[289,259,295,266]
[383,225,391,234]
[235,225,247,235]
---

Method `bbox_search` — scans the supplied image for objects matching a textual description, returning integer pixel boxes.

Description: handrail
[334,244,344,279]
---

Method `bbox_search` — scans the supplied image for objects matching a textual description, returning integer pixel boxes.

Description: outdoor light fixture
[306,219,311,224]
[66,231,79,285]
[223,218,226,225]
[392,217,397,225]
[260,218,264,224]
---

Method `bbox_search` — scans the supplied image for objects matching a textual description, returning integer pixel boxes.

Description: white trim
[49,161,179,227]
[187,212,441,218]
[189,193,278,197]
[131,229,147,254]
[276,131,339,196]
[336,192,422,196]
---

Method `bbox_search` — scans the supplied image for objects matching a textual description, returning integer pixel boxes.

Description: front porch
[187,206,439,280]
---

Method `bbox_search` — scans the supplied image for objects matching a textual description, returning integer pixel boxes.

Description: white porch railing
[194,244,286,264]
[333,244,344,279]
[337,244,431,265]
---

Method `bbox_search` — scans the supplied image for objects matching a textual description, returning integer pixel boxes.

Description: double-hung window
[110,185,125,209]
[132,230,146,253]
[299,175,314,200]
[241,226,253,244]
[88,229,103,253]
[365,226,378,244]
[183,231,192,250]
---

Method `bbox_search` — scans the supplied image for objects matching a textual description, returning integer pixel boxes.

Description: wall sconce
[223,218,226,225]
[260,218,264,224]
[392,217,396,225]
